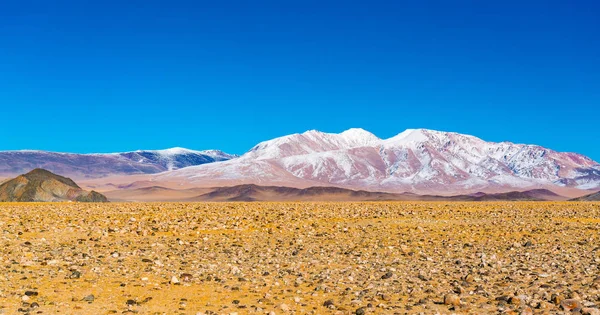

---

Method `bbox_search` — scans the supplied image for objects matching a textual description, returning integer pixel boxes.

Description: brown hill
[182,184,564,202]
[0,169,108,202]
[188,184,408,202]
[570,191,600,201]
[423,189,564,201]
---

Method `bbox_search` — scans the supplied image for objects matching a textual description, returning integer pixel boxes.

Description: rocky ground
[0,202,599,314]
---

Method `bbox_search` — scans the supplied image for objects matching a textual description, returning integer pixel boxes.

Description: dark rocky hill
[0,169,108,202]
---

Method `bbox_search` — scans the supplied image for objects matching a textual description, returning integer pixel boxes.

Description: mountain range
[2,128,599,197]
[103,183,564,202]
[150,128,600,194]
[186,185,564,202]
[0,148,235,179]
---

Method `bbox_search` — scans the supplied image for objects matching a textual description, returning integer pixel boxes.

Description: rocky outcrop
[0,169,108,202]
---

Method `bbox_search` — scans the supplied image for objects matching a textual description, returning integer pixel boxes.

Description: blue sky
[1,1,599,160]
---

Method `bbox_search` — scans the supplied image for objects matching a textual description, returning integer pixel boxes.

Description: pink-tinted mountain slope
[152,128,600,194]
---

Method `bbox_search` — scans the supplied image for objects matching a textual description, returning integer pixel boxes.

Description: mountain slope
[0,148,236,179]
[570,191,600,201]
[155,128,600,193]
[0,169,108,202]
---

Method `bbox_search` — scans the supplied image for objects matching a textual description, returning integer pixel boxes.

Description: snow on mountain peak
[302,129,325,136]
[340,128,381,147]
[386,129,430,144]
[382,128,485,148]
[340,127,374,137]
[158,127,600,192]
[151,147,197,156]
[246,128,382,160]
[132,147,235,160]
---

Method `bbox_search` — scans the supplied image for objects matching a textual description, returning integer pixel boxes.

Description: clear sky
[1,1,598,160]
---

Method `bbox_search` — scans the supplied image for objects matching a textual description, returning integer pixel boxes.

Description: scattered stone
[0,202,597,314]
[582,308,600,315]
[181,273,193,282]
[496,295,510,303]
[83,294,95,303]
[444,294,460,306]
[520,306,533,315]
[509,296,522,305]
[463,274,474,283]
[551,294,563,305]
[560,299,583,312]
[381,272,393,280]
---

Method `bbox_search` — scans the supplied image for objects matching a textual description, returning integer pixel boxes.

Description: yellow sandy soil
[0,202,599,314]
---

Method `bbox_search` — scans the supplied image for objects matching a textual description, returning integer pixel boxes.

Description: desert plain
[0,201,599,315]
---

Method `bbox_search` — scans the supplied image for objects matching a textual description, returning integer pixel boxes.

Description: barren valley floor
[0,202,599,314]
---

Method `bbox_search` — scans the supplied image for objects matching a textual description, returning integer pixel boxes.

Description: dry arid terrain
[0,202,599,315]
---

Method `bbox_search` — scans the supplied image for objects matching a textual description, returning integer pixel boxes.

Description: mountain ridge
[3,128,599,194]
[0,147,237,179]
[103,183,566,202]
[183,184,565,202]
[154,128,600,194]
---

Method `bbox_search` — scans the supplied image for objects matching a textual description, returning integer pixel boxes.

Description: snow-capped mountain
[154,128,600,193]
[0,148,236,179]
[114,147,235,171]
